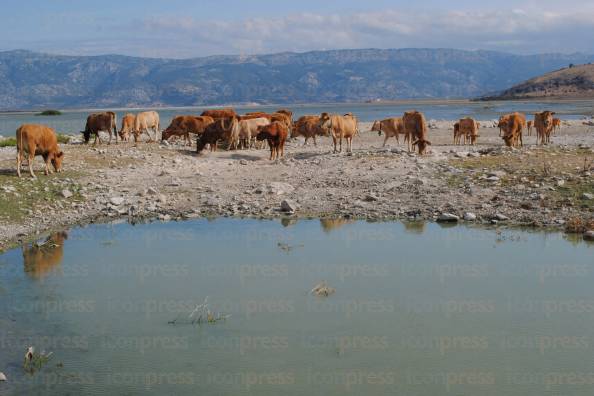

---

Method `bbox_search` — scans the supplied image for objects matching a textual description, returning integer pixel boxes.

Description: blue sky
[1,0,594,58]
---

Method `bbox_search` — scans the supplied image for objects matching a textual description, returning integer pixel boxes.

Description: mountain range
[1,49,594,110]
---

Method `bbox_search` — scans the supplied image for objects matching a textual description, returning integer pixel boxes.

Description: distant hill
[1,49,594,110]
[479,63,594,100]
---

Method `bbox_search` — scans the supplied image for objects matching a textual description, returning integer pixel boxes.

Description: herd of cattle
[14,107,563,178]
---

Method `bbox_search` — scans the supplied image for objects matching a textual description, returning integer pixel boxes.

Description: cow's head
[318,113,331,130]
[371,121,381,135]
[412,139,431,155]
[51,151,64,172]
[161,128,173,141]
[81,129,91,144]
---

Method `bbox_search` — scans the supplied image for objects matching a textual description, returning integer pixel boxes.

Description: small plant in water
[23,346,53,374]
[169,297,231,325]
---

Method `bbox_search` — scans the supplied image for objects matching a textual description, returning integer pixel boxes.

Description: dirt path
[1,120,593,250]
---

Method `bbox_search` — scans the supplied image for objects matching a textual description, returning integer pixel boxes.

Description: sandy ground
[0,119,593,250]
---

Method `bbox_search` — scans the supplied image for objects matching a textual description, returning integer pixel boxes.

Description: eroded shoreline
[1,120,593,251]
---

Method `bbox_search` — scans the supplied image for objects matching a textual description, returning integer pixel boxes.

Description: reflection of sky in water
[0,219,593,395]
[1,100,593,136]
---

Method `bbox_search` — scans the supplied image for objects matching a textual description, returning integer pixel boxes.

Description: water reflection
[402,221,426,235]
[319,218,355,233]
[22,231,68,279]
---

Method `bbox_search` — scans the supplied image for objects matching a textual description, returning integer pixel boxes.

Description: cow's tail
[15,126,22,151]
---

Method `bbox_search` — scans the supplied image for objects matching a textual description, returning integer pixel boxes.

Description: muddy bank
[0,120,593,251]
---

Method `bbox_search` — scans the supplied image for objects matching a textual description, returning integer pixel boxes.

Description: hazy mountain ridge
[1,49,594,110]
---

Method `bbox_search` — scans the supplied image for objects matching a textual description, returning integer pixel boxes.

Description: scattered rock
[364,194,379,202]
[582,193,594,200]
[0,372,5,381]
[280,199,297,213]
[240,160,248,165]
[584,231,594,241]
[61,189,73,199]
[147,187,158,195]
[310,281,335,297]
[463,212,477,221]
[437,213,459,222]
[494,213,509,221]
[110,197,124,206]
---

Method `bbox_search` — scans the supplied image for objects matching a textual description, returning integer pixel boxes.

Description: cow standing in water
[82,112,117,145]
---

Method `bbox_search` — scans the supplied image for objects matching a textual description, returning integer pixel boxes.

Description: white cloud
[5,7,594,57]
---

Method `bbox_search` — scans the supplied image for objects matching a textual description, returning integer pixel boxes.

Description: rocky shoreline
[1,120,593,251]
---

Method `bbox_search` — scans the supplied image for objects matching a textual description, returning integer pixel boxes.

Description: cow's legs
[28,152,36,178]
[313,136,317,146]
[382,135,389,147]
[332,136,338,153]
[16,149,23,178]
[339,137,343,153]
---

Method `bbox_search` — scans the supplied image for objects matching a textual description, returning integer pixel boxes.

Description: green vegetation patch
[0,171,83,222]
[36,110,62,116]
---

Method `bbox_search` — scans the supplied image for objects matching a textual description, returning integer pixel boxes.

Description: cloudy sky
[1,0,594,58]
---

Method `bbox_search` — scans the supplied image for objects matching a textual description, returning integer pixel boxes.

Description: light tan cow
[134,111,160,142]
[534,111,555,145]
[403,111,430,154]
[119,113,136,142]
[318,113,358,153]
[371,118,407,147]
[455,117,479,145]
[16,124,64,178]
[229,117,271,149]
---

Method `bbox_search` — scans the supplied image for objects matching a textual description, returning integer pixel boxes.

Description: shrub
[0,138,16,147]
[36,110,62,116]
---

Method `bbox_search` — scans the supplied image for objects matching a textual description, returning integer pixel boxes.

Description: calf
[534,111,555,145]
[119,113,136,142]
[371,118,407,147]
[256,121,288,160]
[455,117,479,145]
[16,124,64,178]
[552,118,561,134]
[502,113,525,147]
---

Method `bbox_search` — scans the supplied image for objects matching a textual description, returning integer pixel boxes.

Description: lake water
[1,100,594,137]
[0,219,593,395]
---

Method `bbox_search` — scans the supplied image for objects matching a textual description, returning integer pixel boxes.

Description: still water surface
[0,219,593,395]
[1,100,593,137]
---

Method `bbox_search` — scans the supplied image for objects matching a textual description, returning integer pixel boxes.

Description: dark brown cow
[82,112,117,144]
[200,108,237,120]
[256,121,288,160]
[16,124,64,178]
[403,111,431,154]
[162,115,214,146]
[291,115,326,146]
[196,118,238,153]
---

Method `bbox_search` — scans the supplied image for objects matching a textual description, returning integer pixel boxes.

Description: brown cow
[276,109,293,125]
[82,112,117,144]
[16,124,64,178]
[162,115,214,146]
[552,118,561,134]
[196,117,238,153]
[241,112,272,121]
[201,108,237,120]
[534,111,555,145]
[527,120,533,136]
[271,112,292,129]
[502,113,526,147]
[134,111,160,142]
[256,121,288,160]
[455,117,479,145]
[119,113,136,142]
[371,118,407,147]
[318,113,358,153]
[22,231,67,279]
[497,115,511,137]
[403,111,431,154]
[292,115,326,146]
